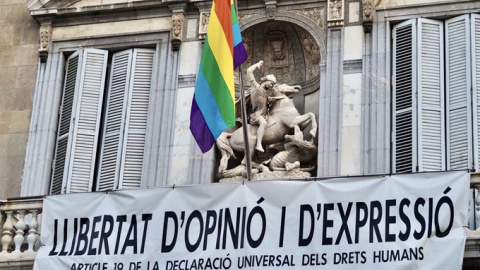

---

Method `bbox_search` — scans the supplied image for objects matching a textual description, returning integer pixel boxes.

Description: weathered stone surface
[0,0,36,200]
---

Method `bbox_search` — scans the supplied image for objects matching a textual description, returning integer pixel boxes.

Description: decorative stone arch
[239,11,327,66]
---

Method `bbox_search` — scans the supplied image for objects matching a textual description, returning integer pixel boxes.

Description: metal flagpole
[238,67,252,180]
[234,0,252,180]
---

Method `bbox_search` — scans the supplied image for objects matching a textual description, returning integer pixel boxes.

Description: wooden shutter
[97,48,154,190]
[393,19,417,173]
[417,18,445,171]
[119,48,155,189]
[471,14,480,172]
[51,49,108,194]
[67,49,108,193]
[446,15,472,170]
[50,51,81,195]
[97,50,133,191]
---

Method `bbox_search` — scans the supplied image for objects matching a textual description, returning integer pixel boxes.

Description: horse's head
[273,83,301,96]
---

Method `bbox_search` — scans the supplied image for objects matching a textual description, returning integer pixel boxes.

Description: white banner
[34,171,469,270]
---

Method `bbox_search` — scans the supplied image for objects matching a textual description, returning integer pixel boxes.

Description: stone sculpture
[216,61,318,181]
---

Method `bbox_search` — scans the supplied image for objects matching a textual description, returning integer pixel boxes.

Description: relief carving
[39,24,52,62]
[291,8,324,29]
[296,27,320,80]
[172,13,184,51]
[264,23,294,84]
[238,13,255,22]
[199,12,209,40]
[172,13,184,40]
[362,0,373,33]
[363,0,373,22]
[266,5,276,20]
[328,0,344,27]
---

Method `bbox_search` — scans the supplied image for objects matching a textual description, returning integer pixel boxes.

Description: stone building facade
[1,0,480,269]
[0,0,38,200]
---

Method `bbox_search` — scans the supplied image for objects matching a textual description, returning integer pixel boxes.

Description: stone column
[318,27,343,176]
[21,19,57,196]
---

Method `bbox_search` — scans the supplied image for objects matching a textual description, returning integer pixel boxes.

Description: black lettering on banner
[369,201,382,243]
[428,198,434,237]
[240,206,247,249]
[335,202,353,245]
[87,216,101,255]
[48,219,59,256]
[121,215,138,254]
[246,206,266,248]
[385,199,396,242]
[99,215,114,254]
[223,208,240,249]
[203,210,217,250]
[215,209,223,249]
[398,198,411,241]
[141,213,152,254]
[67,217,78,256]
[413,198,426,240]
[114,215,127,254]
[435,193,454,238]
[59,218,69,255]
[298,204,314,247]
[279,206,286,247]
[185,210,203,252]
[74,217,90,255]
[161,212,178,253]
[322,203,334,245]
[355,202,368,244]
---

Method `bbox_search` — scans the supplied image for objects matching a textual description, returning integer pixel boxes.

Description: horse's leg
[289,112,317,139]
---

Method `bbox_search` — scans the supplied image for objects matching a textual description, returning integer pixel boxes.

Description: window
[50,48,155,194]
[392,14,480,173]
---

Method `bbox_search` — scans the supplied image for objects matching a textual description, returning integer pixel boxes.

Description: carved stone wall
[241,21,319,87]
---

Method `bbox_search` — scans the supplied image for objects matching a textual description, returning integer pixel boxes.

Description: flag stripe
[195,68,230,138]
[199,39,235,125]
[214,0,233,54]
[231,1,247,69]
[208,6,235,100]
[190,99,216,153]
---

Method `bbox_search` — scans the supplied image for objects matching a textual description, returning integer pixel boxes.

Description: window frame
[21,32,171,196]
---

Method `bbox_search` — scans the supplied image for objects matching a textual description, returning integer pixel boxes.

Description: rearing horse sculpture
[216,83,317,176]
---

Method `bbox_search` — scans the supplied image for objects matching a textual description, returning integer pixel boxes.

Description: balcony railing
[0,197,43,266]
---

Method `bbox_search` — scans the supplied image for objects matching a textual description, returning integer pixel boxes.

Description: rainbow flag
[190,0,247,153]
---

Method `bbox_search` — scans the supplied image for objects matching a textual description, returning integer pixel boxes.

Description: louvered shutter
[51,49,108,194]
[393,20,417,173]
[119,48,155,189]
[50,51,81,195]
[417,19,445,171]
[446,15,473,170]
[471,14,480,172]
[97,50,133,191]
[67,49,108,193]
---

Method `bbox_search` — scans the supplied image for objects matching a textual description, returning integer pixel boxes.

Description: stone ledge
[0,259,34,270]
